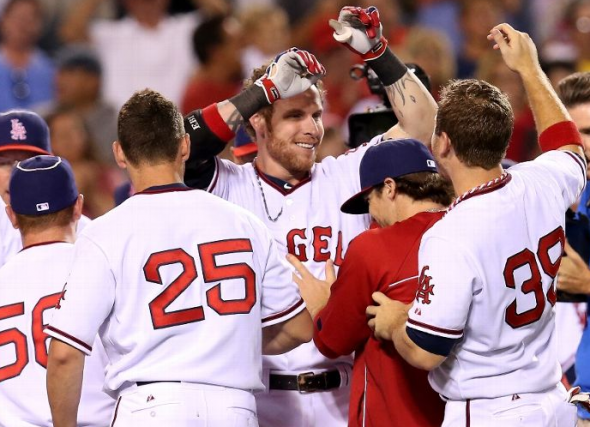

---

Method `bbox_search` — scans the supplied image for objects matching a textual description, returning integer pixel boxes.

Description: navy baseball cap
[10,155,78,215]
[341,139,438,214]
[234,126,257,157]
[0,110,51,156]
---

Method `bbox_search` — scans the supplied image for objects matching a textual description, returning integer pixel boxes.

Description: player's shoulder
[0,242,74,285]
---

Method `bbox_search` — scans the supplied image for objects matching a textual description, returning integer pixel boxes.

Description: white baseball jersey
[407,150,587,400]
[0,242,114,427]
[208,136,382,372]
[0,197,92,268]
[46,185,304,393]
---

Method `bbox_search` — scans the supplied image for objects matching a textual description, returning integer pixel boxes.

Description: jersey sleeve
[45,236,115,356]
[513,150,587,211]
[313,233,376,358]
[257,226,306,327]
[407,234,476,350]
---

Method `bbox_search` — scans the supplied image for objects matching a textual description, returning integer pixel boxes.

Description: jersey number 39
[144,239,256,329]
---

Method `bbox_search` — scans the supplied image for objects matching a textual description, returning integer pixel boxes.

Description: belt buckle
[297,371,325,394]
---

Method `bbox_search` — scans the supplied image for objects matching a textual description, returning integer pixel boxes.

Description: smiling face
[257,87,324,180]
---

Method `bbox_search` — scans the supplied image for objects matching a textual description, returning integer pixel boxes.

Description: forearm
[47,340,85,427]
[391,325,444,371]
[262,309,313,355]
[59,0,101,43]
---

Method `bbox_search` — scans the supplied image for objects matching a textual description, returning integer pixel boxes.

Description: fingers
[291,272,303,287]
[367,318,376,332]
[488,28,509,51]
[366,304,378,318]
[286,253,312,279]
[294,50,326,76]
[371,291,389,305]
[325,259,336,285]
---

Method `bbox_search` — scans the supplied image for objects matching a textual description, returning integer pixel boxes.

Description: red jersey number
[145,240,257,329]
[503,227,564,328]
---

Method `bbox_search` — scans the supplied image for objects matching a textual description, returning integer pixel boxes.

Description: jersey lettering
[286,227,346,264]
[145,239,257,329]
[286,229,308,262]
[312,226,331,262]
[0,302,28,382]
[32,293,61,368]
[503,227,564,329]
[416,266,435,305]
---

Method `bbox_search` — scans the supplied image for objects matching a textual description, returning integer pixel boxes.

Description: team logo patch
[10,119,27,141]
[427,159,436,168]
[36,202,49,212]
[416,265,435,305]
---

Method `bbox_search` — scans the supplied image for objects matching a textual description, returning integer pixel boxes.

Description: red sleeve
[313,233,379,358]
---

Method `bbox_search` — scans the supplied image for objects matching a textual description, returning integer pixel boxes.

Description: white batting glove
[568,386,590,412]
[255,48,326,103]
[328,6,388,61]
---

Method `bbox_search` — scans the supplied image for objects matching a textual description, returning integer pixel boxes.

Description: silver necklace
[254,164,283,222]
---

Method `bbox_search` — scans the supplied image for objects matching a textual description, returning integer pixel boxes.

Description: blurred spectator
[46,108,120,217]
[543,59,577,89]
[239,4,289,74]
[402,26,455,99]
[0,0,55,110]
[476,51,538,162]
[414,0,461,56]
[456,0,503,78]
[231,126,257,165]
[38,47,118,166]
[565,0,590,73]
[316,126,346,162]
[59,0,205,109]
[181,14,242,114]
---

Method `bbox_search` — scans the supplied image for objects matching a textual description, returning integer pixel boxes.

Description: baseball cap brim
[341,186,373,214]
[0,144,50,156]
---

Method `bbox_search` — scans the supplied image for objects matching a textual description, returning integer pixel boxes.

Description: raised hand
[487,23,540,76]
[328,6,387,61]
[287,254,335,319]
[255,48,326,104]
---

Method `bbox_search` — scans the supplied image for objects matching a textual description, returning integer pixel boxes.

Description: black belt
[269,370,341,393]
[137,381,181,386]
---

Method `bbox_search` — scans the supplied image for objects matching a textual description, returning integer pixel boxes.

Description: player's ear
[438,132,453,158]
[179,133,190,162]
[113,141,127,169]
[5,205,18,230]
[250,114,267,139]
[383,177,397,200]
[72,194,84,222]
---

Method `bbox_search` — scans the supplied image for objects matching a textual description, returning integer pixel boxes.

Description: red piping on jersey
[134,184,193,196]
[20,240,68,252]
[466,400,471,427]
[407,318,463,337]
[253,162,311,195]
[208,156,221,192]
[110,397,121,427]
[564,151,587,183]
[45,325,92,352]
[262,297,305,323]
[446,173,512,215]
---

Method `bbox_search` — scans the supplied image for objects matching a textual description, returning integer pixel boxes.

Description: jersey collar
[446,172,512,215]
[135,183,192,195]
[253,162,311,195]
[21,240,69,252]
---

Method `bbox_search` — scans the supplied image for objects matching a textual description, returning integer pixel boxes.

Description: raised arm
[489,24,585,157]
[183,48,325,188]
[329,6,438,146]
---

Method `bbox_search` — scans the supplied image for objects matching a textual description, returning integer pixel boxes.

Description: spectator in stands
[59,0,204,109]
[0,0,55,110]
[565,0,590,73]
[181,14,242,114]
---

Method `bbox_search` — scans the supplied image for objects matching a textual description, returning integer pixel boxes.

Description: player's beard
[265,133,318,177]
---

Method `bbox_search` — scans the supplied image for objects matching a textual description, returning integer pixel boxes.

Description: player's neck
[127,164,184,193]
[21,225,76,249]
[254,156,307,185]
[450,164,504,197]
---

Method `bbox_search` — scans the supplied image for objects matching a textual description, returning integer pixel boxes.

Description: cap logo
[427,159,435,168]
[36,202,49,212]
[10,119,27,141]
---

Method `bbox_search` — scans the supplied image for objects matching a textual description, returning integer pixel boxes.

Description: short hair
[117,89,185,166]
[374,172,454,206]
[242,61,326,138]
[192,15,227,64]
[15,205,75,235]
[557,72,590,108]
[435,79,513,170]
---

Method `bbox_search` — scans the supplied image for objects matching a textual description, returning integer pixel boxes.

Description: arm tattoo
[384,75,419,119]
[226,109,243,134]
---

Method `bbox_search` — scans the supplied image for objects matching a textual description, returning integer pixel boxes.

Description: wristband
[229,85,269,121]
[201,104,234,142]
[365,47,407,87]
[538,121,583,152]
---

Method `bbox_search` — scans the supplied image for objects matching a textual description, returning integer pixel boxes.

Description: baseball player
[182,6,437,425]
[0,155,114,426]
[45,89,312,426]
[0,110,91,268]
[367,24,585,426]
[288,139,451,426]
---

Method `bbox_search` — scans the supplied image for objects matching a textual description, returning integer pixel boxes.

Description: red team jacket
[314,211,446,427]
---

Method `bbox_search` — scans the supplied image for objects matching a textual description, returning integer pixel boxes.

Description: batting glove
[568,386,590,412]
[255,48,326,104]
[329,6,388,61]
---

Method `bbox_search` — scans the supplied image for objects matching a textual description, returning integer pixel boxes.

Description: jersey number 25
[144,239,256,329]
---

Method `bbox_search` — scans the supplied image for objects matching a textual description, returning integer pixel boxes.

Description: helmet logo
[10,119,27,141]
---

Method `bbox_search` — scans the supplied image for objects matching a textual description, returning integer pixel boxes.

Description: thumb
[325,259,336,286]
[489,28,509,51]
[329,19,352,42]
[371,291,388,305]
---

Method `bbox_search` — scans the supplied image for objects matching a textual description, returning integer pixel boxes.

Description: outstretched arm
[330,6,437,146]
